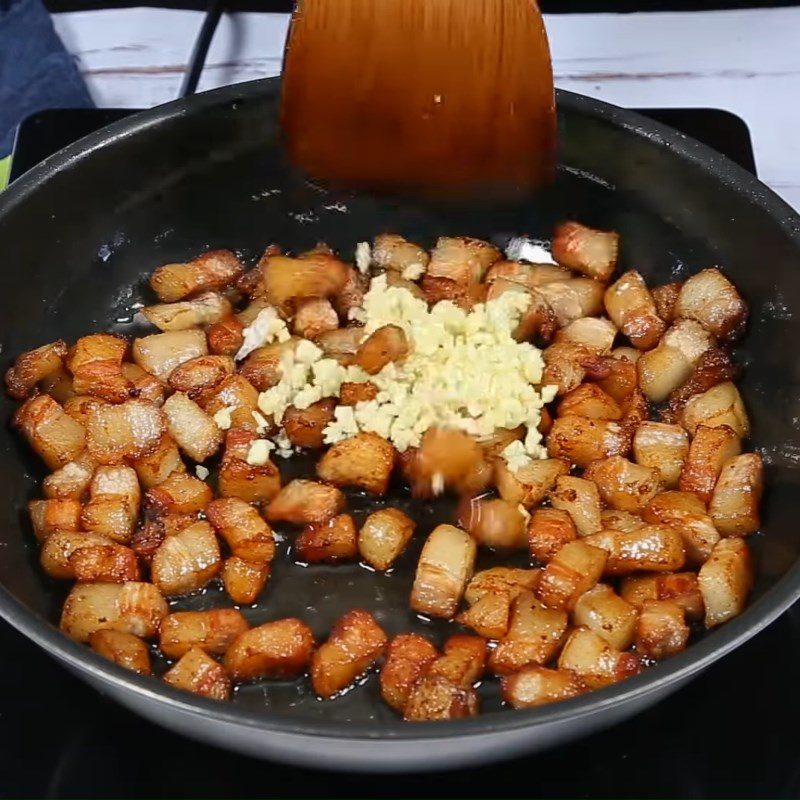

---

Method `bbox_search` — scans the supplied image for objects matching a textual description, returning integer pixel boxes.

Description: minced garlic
[235,307,290,361]
[254,272,556,468]
[195,465,210,480]
[212,405,236,430]
[246,439,275,466]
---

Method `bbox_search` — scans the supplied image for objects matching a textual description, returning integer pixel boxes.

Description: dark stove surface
[4,106,791,799]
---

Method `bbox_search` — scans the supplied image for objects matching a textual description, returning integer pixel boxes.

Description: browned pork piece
[311,609,388,698]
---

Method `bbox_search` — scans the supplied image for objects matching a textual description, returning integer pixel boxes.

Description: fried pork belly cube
[200,374,260,432]
[458,497,527,549]
[584,525,686,575]
[64,394,107,428]
[292,297,339,340]
[422,275,488,312]
[594,351,639,401]
[358,507,415,570]
[294,513,357,563]
[584,456,661,513]
[130,513,196,565]
[554,317,617,354]
[536,278,605,327]
[547,416,631,468]
[354,325,409,375]
[60,581,167,642]
[573,584,638,650]
[664,347,738,423]
[600,509,645,532]
[150,250,243,302]
[151,520,221,597]
[28,498,82,542]
[489,592,569,676]
[316,327,365,366]
[675,268,747,342]
[680,381,749,438]
[69,542,141,583]
[132,434,185,489]
[311,609,388,698]
[339,380,379,406]
[709,453,763,536]
[635,600,689,660]
[81,465,140,543]
[457,567,541,639]
[487,260,571,288]
[65,334,134,403]
[89,630,152,675]
[261,253,348,311]
[168,354,234,400]
[145,471,212,515]
[633,421,689,488]
[652,282,682,324]
[159,609,249,660]
[218,427,282,503]
[39,364,75,404]
[371,233,430,278]
[43,459,95,501]
[13,394,86,469]
[40,530,118,579]
[163,647,231,700]
[141,291,232,332]
[620,572,704,621]
[119,363,164,407]
[221,557,270,605]
[410,524,476,618]
[317,432,395,496]
[551,221,619,282]
[207,314,245,356]
[549,476,602,537]
[475,426,524,461]
[162,392,223,462]
[238,339,295,391]
[426,236,500,285]
[333,266,367,320]
[502,666,585,709]
[380,633,438,712]
[698,538,753,627]
[224,618,315,681]
[679,424,741,503]
[637,319,715,402]
[266,479,345,525]
[132,329,208,383]
[84,398,165,465]
[403,675,479,721]
[283,399,336,449]
[557,384,622,421]
[495,458,570,509]
[557,627,641,689]
[536,540,607,610]
[528,508,577,563]
[604,271,665,350]
[427,635,486,688]
[643,490,720,564]
[206,497,275,563]
[542,342,607,395]
[4,339,67,400]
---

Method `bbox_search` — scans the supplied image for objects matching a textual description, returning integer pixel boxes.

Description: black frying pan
[0,78,798,772]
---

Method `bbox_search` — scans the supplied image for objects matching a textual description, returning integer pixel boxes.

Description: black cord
[178,0,224,98]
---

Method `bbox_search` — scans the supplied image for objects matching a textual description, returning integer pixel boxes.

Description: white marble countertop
[53,6,800,209]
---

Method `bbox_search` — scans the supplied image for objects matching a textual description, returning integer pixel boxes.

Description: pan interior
[0,83,798,725]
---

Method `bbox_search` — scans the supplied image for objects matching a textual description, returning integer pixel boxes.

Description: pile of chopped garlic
[230,274,556,472]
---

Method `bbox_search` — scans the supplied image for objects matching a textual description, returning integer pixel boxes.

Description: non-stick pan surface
[0,78,799,771]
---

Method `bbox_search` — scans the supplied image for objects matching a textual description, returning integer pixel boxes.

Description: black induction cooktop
[4,106,795,800]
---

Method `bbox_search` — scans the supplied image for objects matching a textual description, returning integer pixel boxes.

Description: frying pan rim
[0,78,798,742]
